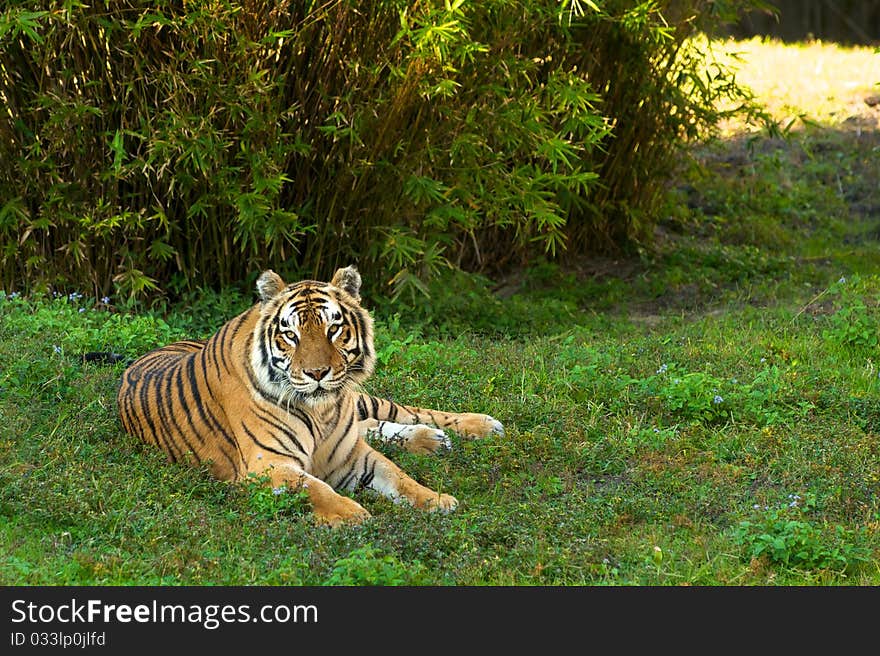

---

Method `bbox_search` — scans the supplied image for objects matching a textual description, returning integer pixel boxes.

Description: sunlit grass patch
[702,36,880,133]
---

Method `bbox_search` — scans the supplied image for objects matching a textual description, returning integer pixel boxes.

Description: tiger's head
[250,266,375,407]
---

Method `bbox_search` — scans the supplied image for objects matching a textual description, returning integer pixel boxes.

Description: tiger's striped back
[118,324,251,481]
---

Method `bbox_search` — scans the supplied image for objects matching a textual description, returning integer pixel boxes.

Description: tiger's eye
[280,332,299,347]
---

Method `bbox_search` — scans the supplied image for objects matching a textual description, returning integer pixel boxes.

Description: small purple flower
[101,296,111,305]
[713,395,724,404]
[53,345,62,354]
[78,307,86,313]
[272,486,285,496]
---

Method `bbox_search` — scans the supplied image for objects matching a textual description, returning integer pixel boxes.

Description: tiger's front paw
[419,492,458,514]
[406,426,452,455]
[313,496,371,528]
[454,413,505,440]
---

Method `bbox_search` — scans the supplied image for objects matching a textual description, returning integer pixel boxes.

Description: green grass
[2,39,880,586]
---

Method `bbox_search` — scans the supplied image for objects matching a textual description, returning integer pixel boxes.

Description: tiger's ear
[256,270,285,303]
[330,265,361,302]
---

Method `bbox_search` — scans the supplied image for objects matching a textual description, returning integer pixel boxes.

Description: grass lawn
[2,38,880,586]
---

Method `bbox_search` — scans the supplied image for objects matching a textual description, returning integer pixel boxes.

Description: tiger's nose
[304,367,331,381]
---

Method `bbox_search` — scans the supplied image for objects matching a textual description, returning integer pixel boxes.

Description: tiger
[116,265,504,527]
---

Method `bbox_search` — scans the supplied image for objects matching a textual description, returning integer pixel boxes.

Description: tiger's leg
[338,438,458,512]
[253,460,371,528]
[356,393,504,449]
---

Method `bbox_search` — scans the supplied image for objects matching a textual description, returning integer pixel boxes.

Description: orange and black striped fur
[117,266,503,526]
